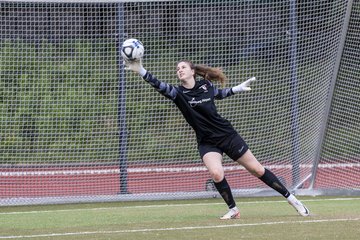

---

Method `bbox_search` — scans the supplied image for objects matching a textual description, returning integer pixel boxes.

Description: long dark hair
[178,60,227,87]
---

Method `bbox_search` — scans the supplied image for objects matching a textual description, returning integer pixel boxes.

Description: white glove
[123,59,147,77]
[231,77,256,93]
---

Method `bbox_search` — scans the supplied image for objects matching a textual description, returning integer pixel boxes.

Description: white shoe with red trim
[220,206,240,220]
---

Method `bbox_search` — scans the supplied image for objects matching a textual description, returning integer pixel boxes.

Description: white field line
[0,218,359,239]
[1,163,360,176]
[1,197,360,215]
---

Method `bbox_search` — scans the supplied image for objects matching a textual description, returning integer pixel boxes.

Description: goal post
[308,0,354,191]
[0,0,359,206]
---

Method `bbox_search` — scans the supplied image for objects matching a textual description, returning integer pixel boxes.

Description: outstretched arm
[124,59,178,100]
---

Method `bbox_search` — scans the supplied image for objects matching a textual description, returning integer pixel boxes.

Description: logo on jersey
[188,97,211,107]
[200,84,208,92]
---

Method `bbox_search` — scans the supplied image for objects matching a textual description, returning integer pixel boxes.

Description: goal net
[0,0,359,206]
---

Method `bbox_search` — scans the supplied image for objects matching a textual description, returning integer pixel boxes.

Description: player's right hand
[123,59,146,76]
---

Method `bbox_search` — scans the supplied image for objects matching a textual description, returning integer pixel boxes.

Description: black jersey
[142,71,238,145]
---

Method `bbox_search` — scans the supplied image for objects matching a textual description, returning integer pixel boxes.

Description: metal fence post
[117,2,128,194]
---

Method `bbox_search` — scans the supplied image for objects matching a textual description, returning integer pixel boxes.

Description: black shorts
[198,133,249,161]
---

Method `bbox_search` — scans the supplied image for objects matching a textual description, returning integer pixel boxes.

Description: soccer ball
[121,38,144,61]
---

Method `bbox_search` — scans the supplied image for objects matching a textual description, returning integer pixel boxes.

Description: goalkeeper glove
[123,59,147,77]
[231,77,256,93]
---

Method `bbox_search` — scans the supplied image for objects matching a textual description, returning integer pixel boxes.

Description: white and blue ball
[121,38,144,61]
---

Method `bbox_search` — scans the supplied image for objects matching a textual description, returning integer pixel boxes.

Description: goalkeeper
[124,59,310,219]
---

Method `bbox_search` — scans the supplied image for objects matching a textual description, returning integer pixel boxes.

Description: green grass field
[1,196,359,239]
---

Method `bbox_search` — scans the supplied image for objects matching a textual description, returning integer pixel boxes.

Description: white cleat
[220,207,240,220]
[287,195,310,217]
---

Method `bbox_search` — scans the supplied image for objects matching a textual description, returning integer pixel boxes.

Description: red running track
[1,163,359,198]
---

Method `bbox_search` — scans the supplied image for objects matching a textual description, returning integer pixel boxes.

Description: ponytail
[194,64,227,87]
[177,60,227,87]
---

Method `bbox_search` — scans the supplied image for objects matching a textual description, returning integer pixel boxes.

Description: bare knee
[210,169,224,183]
[236,150,265,178]
[202,152,225,183]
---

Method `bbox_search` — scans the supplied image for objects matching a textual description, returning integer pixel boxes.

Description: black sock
[259,168,290,198]
[213,177,236,209]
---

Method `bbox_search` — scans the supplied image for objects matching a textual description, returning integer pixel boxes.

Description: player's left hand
[232,77,256,93]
